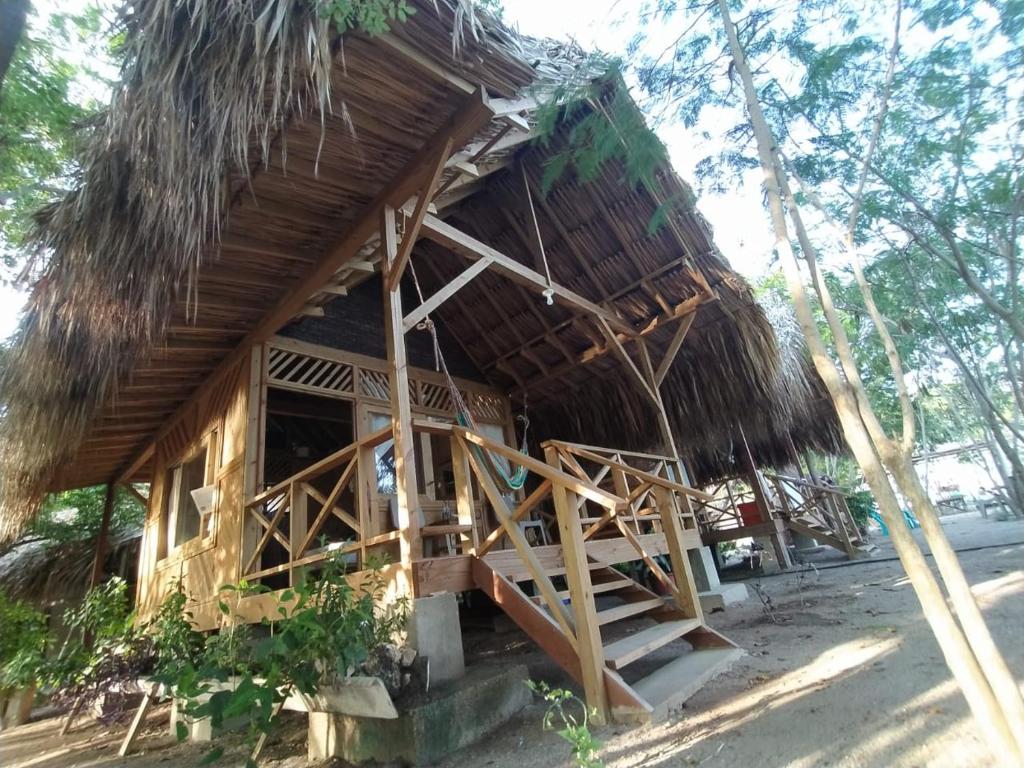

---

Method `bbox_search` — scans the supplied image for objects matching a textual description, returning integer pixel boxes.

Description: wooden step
[596,597,665,626]
[632,647,744,722]
[529,577,636,606]
[603,618,702,670]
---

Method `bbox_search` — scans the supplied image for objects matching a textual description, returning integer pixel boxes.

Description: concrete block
[169,698,246,742]
[309,663,531,765]
[0,685,35,729]
[406,592,464,685]
[699,582,749,612]
[687,546,720,592]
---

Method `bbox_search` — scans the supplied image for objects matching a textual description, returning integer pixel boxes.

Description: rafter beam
[598,319,657,405]
[510,292,713,398]
[113,88,495,485]
[420,214,637,337]
[387,137,453,291]
[402,256,493,332]
[654,311,696,387]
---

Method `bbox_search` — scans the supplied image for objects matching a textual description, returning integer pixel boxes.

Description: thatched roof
[0,0,840,542]
[0,527,140,606]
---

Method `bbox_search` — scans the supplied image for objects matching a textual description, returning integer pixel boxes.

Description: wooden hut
[0,1,842,723]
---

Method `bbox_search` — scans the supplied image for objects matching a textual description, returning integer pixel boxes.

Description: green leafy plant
[160,553,408,766]
[43,578,154,722]
[319,0,415,36]
[150,582,205,677]
[0,592,49,689]
[526,680,603,768]
[845,489,876,528]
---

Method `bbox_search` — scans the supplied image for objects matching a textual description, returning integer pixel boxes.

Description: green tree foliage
[623,0,1022,500]
[31,484,145,544]
[0,589,47,688]
[0,4,110,280]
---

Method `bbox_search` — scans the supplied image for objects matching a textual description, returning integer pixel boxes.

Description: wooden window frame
[157,429,220,566]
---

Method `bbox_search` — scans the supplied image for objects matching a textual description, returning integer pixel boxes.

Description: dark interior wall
[278,274,486,383]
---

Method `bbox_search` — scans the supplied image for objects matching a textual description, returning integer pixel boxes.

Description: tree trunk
[0,0,28,93]
[715,1,1023,761]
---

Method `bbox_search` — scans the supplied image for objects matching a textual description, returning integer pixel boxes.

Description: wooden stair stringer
[472,556,651,722]
[786,518,871,559]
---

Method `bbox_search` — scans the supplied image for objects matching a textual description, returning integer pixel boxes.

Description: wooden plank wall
[135,358,249,628]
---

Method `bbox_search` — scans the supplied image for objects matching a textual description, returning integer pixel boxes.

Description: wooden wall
[135,358,249,629]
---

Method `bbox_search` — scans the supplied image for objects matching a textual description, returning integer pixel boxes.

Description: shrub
[0,592,48,689]
[845,490,876,528]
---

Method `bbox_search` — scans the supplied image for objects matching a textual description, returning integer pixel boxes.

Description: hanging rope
[408,260,530,492]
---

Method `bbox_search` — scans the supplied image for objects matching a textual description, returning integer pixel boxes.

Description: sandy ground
[1,512,1022,768]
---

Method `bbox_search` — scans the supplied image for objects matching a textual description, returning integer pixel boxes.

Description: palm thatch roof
[0,0,841,543]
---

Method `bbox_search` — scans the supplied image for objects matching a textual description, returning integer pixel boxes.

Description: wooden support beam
[545,445,609,724]
[420,214,636,337]
[598,319,658,405]
[508,288,713,398]
[450,436,479,554]
[376,33,475,94]
[387,137,454,291]
[402,256,493,332]
[122,483,149,509]
[383,205,423,573]
[114,88,495,485]
[89,483,116,589]
[654,311,696,387]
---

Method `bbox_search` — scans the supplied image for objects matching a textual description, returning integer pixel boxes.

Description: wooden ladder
[473,553,743,723]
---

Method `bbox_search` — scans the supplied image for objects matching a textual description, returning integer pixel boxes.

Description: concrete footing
[407,593,465,686]
[0,686,35,729]
[308,663,531,765]
[687,546,720,592]
[699,582,750,612]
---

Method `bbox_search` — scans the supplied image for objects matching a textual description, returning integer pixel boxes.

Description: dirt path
[442,514,1024,768]
[2,514,1022,768]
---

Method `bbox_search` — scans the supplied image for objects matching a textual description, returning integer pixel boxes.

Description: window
[164,441,215,553]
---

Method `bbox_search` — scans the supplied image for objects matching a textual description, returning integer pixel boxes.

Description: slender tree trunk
[715,1,1023,761]
[0,0,28,93]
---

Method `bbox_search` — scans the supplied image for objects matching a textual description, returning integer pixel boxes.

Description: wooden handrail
[247,426,394,508]
[454,427,625,512]
[550,442,713,502]
[541,439,675,463]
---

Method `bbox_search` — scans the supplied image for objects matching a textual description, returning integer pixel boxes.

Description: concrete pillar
[687,546,720,592]
[755,532,792,574]
[406,592,465,686]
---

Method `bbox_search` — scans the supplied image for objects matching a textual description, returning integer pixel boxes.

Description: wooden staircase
[474,554,742,723]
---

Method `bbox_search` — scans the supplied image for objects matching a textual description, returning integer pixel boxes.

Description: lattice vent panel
[419,381,454,413]
[267,347,354,396]
[471,392,506,423]
[359,369,391,401]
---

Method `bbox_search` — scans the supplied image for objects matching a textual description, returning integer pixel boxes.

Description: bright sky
[0,0,777,343]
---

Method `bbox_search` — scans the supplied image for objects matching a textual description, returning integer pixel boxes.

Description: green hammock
[410,259,531,494]
[455,409,529,493]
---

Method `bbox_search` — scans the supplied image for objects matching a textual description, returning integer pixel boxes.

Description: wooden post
[357,442,375,563]
[739,428,792,570]
[289,483,308,586]
[381,205,422,586]
[89,483,116,589]
[242,345,265,574]
[634,340,709,606]
[544,445,608,725]
[450,436,479,553]
[654,485,704,621]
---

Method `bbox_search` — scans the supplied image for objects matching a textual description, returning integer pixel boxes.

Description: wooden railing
[690,475,761,531]
[243,426,396,583]
[541,440,710,618]
[765,473,863,549]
